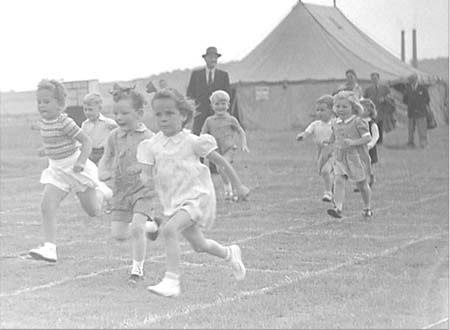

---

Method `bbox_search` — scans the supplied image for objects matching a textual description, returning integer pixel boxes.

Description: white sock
[164,271,180,282]
[131,260,144,276]
[44,242,56,250]
[145,220,158,233]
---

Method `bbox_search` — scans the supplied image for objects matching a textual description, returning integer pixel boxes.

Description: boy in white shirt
[296,95,335,202]
[81,93,117,165]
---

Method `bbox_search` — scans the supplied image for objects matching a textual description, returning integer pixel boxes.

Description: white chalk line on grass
[422,317,449,329]
[1,190,447,298]
[122,233,445,327]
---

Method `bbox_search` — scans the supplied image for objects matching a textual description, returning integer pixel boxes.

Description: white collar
[160,129,187,146]
[117,122,147,137]
[335,115,356,124]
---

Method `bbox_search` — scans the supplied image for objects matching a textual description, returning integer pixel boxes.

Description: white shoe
[228,245,246,281]
[322,192,332,203]
[29,243,57,262]
[97,182,113,200]
[147,274,180,297]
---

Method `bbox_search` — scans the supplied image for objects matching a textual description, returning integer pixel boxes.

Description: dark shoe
[353,188,360,193]
[146,217,162,241]
[327,208,342,218]
[128,273,144,285]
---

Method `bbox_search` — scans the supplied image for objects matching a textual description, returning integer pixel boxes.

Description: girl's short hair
[316,94,334,109]
[37,79,66,107]
[333,90,363,115]
[151,88,195,127]
[210,90,230,103]
[83,92,103,106]
[110,83,146,110]
[360,98,378,119]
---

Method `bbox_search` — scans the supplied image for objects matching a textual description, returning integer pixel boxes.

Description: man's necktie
[208,70,213,87]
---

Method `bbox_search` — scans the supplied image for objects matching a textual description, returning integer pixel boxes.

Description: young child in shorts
[29,79,112,262]
[296,95,335,202]
[201,90,249,200]
[98,86,161,284]
[81,93,117,165]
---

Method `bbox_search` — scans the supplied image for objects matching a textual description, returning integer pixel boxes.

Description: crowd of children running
[28,72,381,297]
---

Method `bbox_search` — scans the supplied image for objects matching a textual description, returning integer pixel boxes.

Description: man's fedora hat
[202,46,222,58]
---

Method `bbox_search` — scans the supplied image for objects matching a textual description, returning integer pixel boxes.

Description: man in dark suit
[402,73,430,148]
[187,46,231,135]
[363,72,395,144]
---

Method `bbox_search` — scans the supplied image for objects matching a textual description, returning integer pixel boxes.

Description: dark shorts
[109,180,160,223]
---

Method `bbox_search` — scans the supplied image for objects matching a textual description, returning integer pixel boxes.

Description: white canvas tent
[228,1,448,130]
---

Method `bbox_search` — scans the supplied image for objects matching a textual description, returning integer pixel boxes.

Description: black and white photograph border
[0,0,448,328]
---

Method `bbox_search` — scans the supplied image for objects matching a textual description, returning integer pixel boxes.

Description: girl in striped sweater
[28,79,112,263]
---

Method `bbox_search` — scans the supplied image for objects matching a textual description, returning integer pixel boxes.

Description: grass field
[0,117,448,329]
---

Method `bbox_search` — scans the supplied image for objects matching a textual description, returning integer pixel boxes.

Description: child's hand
[99,170,113,181]
[235,185,250,202]
[342,139,354,148]
[37,147,46,157]
[73,161,85,173]
[296,133,304,141]
[242,145,250,153]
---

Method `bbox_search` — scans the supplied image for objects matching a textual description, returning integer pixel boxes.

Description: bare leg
[131,213,148,263]
[40,184,68,243]
[161,210,195,275]
[321,170,333,194]
[76,187,101,217]
[182,225,228,259]
[356,179,371,209]
[333,175,346,211]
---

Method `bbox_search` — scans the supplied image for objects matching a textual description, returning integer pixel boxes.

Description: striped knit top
[39,113,82,160]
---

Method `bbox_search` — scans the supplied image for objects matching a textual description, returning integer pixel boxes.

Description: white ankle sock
[224,246,232,261]
[165,271,180,282]
[44,242,56,250]
[132,260,144,276]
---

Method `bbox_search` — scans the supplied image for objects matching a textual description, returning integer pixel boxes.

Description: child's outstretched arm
[98,135,114,181]
[206,150,250,201]
[235,124,249,152]
[73,131,93,173]
[367,122,379,149]
[296,130,312,141]
[139,163,154,188]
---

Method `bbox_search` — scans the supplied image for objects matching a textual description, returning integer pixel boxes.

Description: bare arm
[235,123,249,152]
[98,135,114,181]
[367,123,379,149]
[139,163,154,188]
[73,131,92,172]
[206,150,249,200]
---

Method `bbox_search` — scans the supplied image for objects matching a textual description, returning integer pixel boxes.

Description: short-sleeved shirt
[304,120,333,145]
[104,123,155,210]
[137,129,217,228]
[39,113,81,160]
[201,113,241,153]
[81,113,117,149]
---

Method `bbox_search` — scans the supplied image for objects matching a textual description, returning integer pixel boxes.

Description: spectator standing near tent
[335,69,363,99]
[403,73,430,149]
[186,46,231,135]
[363,72,395,144]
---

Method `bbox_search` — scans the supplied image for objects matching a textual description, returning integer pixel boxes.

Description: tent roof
[229,1,431,84]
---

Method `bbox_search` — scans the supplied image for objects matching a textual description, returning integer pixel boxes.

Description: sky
[0,0,448,92]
